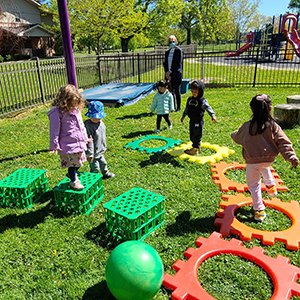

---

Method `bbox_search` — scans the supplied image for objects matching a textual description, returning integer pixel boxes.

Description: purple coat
[47,107,88,154]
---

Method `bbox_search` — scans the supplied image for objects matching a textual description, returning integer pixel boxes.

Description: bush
[0,55,4,63]
[5,54,12,61]
[14,54,31,61]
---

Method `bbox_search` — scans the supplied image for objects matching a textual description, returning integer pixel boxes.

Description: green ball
[105,241,164,300]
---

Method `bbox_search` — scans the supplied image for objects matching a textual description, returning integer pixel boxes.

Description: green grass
[0,86,300,299]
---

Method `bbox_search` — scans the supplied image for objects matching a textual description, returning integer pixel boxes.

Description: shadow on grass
[116,112,153,120]
[0,191,73,233]
[166,211,217,236]
[0,149,49,163]
[122,130,154,139]
[140,152,183,168]
[84,221,121,251]
[82,280,116,300]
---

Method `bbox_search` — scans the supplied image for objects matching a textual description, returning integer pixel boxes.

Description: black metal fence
[1,48,300,116]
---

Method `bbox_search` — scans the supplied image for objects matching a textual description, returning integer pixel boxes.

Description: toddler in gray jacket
[84,101,115,179]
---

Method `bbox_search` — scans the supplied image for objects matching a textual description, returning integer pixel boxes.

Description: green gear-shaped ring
[167,142,235,164]
[124,135,181,154]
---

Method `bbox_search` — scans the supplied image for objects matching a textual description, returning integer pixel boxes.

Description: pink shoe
[69,180,85,190]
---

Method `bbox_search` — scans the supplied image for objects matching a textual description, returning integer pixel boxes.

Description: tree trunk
[187,29,191,45]
[121,36,134,52]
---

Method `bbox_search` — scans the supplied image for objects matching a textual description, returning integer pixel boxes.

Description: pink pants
[246,163,276,211]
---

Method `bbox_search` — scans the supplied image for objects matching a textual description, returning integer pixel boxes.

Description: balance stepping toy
[53,172,103,215]
[104,187,165,241]
[0,169,49,208]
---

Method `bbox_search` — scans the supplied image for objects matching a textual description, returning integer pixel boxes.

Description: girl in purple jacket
[47,85,90,190]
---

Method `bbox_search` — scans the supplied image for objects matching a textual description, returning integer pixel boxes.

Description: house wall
[0,0,41,24]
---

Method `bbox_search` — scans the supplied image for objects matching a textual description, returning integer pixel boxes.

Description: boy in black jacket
[181,80,217,155]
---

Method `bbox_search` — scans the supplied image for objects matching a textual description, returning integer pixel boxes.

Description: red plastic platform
[163,232,300,300]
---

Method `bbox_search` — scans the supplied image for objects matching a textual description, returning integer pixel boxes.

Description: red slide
[283,28,300,58]
[226,42,253,57]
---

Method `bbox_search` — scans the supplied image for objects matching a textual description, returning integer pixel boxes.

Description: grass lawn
[0,86,300,300]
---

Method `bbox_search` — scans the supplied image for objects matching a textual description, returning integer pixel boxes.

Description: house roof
[23,0,41,8]
[1,24,54,37]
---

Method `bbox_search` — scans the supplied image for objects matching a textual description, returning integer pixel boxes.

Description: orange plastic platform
[215,194,300,250]
[210,161,288,192]
[163,232,300,300]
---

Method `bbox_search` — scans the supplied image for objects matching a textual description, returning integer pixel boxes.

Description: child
[48,84,90,190]
[84,101,115,179]
[150,80,174,133]
[231,94,299,221]
[181,80,217,155]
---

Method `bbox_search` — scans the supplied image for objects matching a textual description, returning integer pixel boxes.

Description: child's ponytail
[249,94,275,135]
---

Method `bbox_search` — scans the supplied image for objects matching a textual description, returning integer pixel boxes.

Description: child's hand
[171,110,174,113]
[87,157,94,163]
[291,157,299,168]
[49,149,61,155]
[86,138,93,143]
[181,117,185,123]
[212,116,217,123]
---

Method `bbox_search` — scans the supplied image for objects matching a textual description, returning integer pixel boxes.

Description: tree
[135,0,185,46]
[227,0,261,46]
[179,0,230,45]
[288,0,300,12]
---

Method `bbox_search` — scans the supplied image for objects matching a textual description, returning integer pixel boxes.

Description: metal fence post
[137,53,141,83]
[118,53,121,80]
[36,57,46,104]
[252,48,260,87]
[97,54,102,85]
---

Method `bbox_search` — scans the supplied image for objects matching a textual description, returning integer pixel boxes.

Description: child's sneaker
[69,180,85,190]
[155,129,160,133]
[103,172,115,179]
[266,185,278,196]
[254,210,266,221]
[169,125,173,129]
[184,147,199,155]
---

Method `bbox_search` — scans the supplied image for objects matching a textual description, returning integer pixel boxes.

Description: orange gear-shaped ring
[215,194,300,250]
[210,161,288,192]
[163,232,300,300]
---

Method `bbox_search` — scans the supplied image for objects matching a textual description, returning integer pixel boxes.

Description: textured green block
[104,187,165,240]
[53,172,104,215]
[0,169,49,208]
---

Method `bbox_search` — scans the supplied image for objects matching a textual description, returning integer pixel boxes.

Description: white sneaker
[169,125,173,129]
[69,180,85,190]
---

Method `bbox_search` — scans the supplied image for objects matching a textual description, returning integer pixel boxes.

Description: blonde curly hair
[52,84,86,112]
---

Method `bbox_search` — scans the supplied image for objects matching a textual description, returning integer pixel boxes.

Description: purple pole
[57,0,77,87]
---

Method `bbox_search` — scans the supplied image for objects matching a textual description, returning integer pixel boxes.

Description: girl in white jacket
[150,80,174,133]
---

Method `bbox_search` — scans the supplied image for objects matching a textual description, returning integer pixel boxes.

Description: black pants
[157,114,171,130]
[68,167,79,182]
[171,81,181,111]
[189,119,204,148]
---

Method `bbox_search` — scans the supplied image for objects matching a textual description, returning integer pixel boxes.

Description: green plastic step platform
[104,187,165,241]
[0,169,49,208]
[53,172,104,215]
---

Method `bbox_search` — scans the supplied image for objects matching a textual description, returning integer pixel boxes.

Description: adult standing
[163,35,183,112]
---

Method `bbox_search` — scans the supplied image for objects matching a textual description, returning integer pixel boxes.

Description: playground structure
[226,13,300,60]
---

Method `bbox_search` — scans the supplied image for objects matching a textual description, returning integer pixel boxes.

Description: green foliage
[289,0,300,12]
[1,87,300,299]
[0,55,3,63]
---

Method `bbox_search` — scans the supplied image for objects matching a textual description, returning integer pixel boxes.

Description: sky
[258,0,292,17]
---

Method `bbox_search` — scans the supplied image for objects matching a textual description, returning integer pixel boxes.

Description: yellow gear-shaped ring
[215,193,300,250]
[167,142,235,164]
